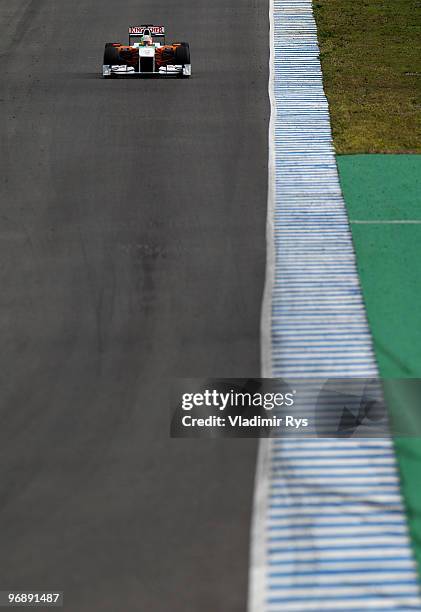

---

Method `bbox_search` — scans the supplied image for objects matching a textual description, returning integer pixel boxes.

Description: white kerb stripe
[248,0,421,610]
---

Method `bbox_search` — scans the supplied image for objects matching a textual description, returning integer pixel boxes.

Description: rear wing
[128,25,165,44]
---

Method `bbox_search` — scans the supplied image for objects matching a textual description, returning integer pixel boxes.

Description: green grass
[313,0,421,153]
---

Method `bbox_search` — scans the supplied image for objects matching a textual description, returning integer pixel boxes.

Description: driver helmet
[141,33,153,45]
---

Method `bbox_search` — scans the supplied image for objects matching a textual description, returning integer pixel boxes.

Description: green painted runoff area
[337,153,421,573]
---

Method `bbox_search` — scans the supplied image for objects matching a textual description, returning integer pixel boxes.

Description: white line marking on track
[351,220,421,224]
[247,0,276,608]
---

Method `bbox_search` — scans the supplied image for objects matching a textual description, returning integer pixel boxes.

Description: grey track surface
[0,1,269,610]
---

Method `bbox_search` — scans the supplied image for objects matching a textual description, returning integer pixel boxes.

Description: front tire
[174,42,190,65]
[103,44,122,66]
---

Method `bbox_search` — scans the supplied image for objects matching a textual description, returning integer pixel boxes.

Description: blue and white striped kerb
[249,0,421,610]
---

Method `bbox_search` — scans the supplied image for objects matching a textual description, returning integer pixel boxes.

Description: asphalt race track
[0,1,269,610]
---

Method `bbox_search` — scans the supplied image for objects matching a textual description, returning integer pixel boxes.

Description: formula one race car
[103,25,191,78]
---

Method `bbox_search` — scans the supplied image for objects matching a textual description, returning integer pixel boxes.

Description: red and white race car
[103,25,191,78]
